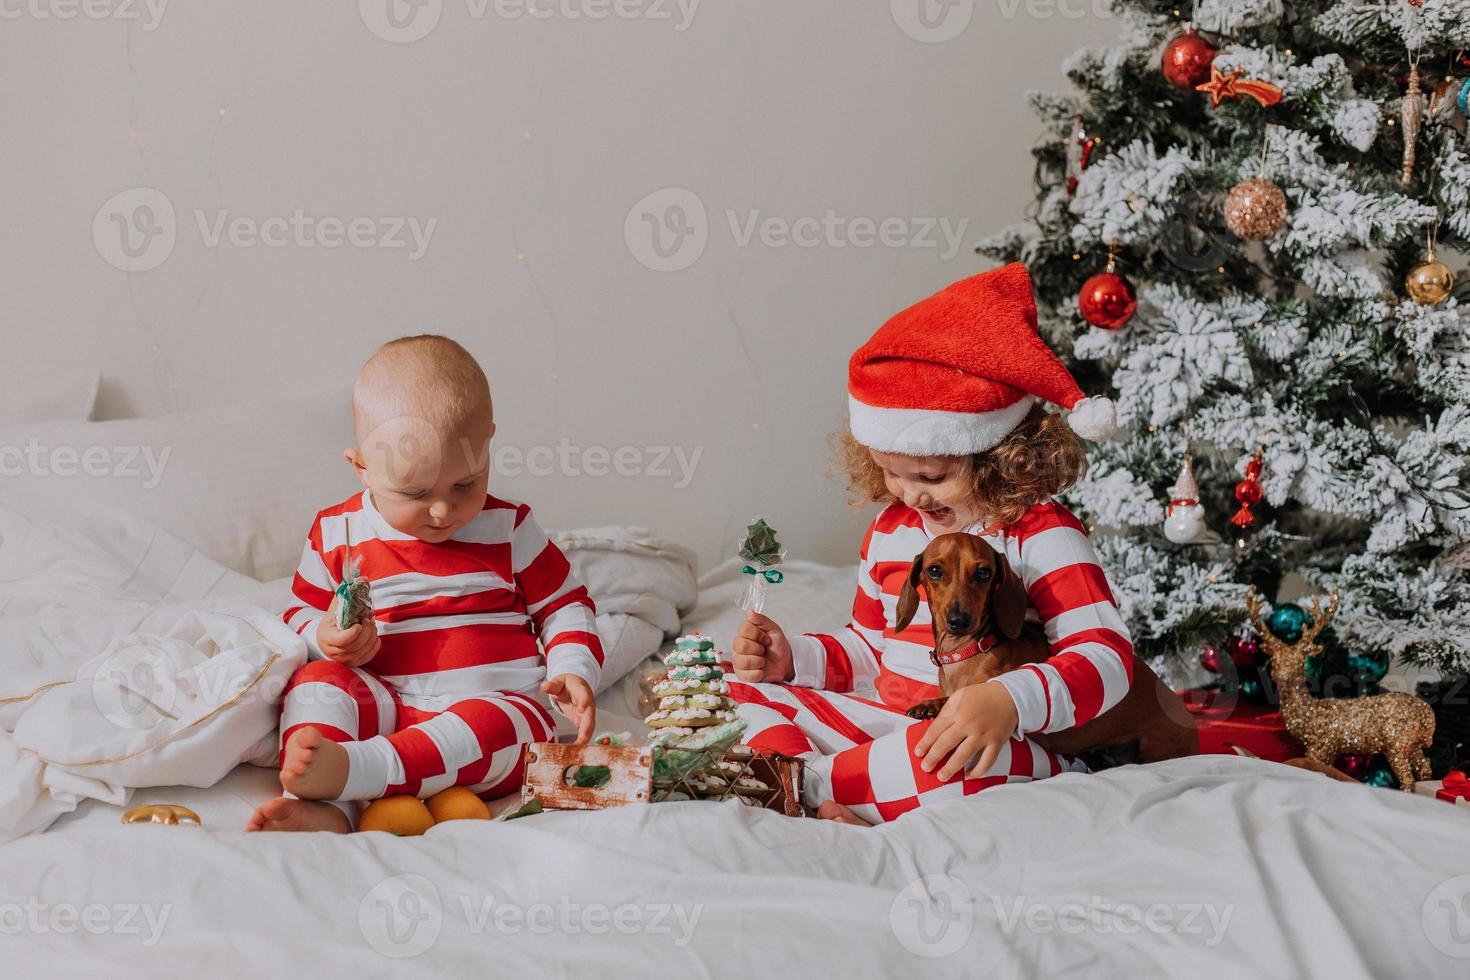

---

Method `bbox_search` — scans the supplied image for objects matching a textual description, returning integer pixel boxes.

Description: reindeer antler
[1244,587,1269,637]
[1299,589,1340,646]
[1244,586,1341,656]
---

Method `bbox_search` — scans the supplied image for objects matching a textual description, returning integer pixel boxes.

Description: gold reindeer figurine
[1245,588,1434,791]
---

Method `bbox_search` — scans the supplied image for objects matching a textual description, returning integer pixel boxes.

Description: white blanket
[0,504,696,840]
[3,756,1468,977]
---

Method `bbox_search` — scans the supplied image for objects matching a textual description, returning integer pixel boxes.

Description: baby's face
[868,449,982,535]
[350,416,495,543]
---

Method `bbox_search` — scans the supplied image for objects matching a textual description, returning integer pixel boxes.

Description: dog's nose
[945,608,972,633]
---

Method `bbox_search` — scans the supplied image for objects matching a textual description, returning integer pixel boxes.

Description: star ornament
[1196,65,1285,108]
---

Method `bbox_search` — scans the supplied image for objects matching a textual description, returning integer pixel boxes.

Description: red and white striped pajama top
[278,490,604,802]
[727,498,1133,823]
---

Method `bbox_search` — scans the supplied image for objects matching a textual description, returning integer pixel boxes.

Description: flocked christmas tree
[979,0,1470,678]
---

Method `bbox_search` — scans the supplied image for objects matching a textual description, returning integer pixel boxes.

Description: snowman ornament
[1163,454,1208,544]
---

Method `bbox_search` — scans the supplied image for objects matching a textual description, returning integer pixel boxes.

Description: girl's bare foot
[817,800,873,827]
[245,797,351,833]
[279,727,350,800]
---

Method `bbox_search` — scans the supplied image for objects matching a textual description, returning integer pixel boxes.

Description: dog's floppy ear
[991,552,1029,639]
[894,553,926,631]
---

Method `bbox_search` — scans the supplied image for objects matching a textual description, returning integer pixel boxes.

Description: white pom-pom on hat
[1067,395,1116,442]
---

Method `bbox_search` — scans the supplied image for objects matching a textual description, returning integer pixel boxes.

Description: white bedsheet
[4,756,1469,977]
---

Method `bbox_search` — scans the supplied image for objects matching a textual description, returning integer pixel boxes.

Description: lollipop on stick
[736,517,785,614]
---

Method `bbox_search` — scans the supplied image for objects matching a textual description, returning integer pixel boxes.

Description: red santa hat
[848,263,1116,456]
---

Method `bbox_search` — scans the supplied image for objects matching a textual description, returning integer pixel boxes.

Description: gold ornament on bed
[122,804,202,826]
[1244,588,1434,791]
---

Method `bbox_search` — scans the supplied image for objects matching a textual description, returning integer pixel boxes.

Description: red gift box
[1412,771,1470,809]
[1180,690,1304,763]
[1439,772,1470,803]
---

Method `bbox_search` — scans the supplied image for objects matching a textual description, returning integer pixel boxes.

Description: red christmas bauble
[1199,644,1223,673]
[1227,635,1261,668]
[1078,271,1137,330]
[1162,28,1218,90]
[1234,479,1263,506]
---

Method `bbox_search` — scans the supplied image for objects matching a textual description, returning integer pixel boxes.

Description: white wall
[1,0,1109,571]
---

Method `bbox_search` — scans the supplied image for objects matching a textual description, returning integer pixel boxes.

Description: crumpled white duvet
[0,503,696,841]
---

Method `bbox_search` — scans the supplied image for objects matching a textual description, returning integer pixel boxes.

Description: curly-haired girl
[727,263,1131,825]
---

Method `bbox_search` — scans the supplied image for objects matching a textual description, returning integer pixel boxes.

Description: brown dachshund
[895,533,1197,765]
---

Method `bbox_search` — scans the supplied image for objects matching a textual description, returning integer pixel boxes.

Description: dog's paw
[906,699,945,720]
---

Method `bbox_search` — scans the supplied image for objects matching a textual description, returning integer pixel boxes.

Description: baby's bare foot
[279,727,350,800]
[246,797,351,833]
[816,800,873,827]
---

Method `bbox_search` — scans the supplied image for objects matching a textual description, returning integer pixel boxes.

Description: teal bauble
[1268,603,1312,643]
[1304,654,1322,683]
[1347,652,1390,686]
[1363,759,1398,789]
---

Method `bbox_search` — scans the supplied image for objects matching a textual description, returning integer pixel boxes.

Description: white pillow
[0,368,100,425]
[0,389,360,582]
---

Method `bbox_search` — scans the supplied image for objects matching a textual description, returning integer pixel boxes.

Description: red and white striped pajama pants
[278,659,555,803]
[727,679,1085,824]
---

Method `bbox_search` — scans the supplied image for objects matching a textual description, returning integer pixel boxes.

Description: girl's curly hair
[834,405,1088,527]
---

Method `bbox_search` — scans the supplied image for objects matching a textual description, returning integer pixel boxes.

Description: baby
[247,335,603,833]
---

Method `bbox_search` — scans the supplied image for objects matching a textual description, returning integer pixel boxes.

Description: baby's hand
[316,610,380,667]
[731,611,794,683]
[913,682,1021,782]
[541,674,596,744]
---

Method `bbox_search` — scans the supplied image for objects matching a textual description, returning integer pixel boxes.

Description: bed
[3,396,1469,978]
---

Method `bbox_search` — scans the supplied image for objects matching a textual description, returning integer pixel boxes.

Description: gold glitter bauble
[1406,258,1455,305]
[1224,177,1288,240]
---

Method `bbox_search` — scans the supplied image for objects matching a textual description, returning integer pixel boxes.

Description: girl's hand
[913,682,1021,782]
[541,674,596,744]
[316,611,380,667]
[731,611,794,683]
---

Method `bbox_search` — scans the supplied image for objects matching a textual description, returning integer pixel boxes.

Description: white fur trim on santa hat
[848,395,1037,456]
[1068,396,1116,442]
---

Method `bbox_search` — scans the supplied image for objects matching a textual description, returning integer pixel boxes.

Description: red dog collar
[930,633,999,667]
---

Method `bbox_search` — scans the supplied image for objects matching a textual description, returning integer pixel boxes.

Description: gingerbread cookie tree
[644,633,774,804]
[645,633,739,736]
